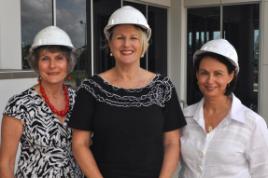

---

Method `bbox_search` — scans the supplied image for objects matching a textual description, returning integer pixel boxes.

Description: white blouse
[180,94,268,178]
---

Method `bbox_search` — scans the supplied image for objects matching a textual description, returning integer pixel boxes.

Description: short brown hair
[28,45,76,74]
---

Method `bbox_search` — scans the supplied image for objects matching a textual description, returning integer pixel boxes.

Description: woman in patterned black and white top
[69,6,186,178]
[0,26,83,178]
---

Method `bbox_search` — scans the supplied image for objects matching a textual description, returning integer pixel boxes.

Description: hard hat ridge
[104,6,151,40]
[30,26,74,52]
[193,39,239,73]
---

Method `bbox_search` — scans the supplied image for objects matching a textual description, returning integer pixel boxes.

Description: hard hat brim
[193,49,239,73]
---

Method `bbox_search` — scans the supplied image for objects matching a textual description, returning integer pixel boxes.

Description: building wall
[0,0,21,69]
[0,78,37,140]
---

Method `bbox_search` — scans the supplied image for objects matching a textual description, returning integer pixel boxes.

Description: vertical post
[90,0,94,75]
[145,5,149,70]
[220,3,223,38]
[52,0,56,26]
[259,0,268,123]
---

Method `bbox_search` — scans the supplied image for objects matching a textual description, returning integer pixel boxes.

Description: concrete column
[259,0,268,123]
[168,0,187,107]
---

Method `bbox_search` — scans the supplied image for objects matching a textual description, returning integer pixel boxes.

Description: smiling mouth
[121,50,134,55]
[205,86,216,91]
[47,72,60,75]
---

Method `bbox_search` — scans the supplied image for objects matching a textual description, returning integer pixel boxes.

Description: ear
[228,71,235,82]
[107,41,113,53]
[108,40,112,49]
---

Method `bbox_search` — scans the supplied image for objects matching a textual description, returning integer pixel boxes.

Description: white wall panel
[0,78,37,139]
[0,0,21,69]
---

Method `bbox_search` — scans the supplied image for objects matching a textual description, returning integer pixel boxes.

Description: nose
[207,74,214,83]
[48,59,56,68]
[123,38,130,47]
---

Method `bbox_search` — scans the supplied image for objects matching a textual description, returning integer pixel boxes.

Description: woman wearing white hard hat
[0,26,83,177]
[180,39,268,178]
[69,6,186,178]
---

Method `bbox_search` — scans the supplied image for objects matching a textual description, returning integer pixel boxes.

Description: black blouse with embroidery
[69,74,186,178]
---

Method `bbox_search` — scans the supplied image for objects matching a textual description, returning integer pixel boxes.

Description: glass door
[187,7,221,104]
[223,4,259,111]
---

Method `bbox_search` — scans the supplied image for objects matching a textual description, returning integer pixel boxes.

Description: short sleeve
[162,84,186,132]
[68,87,96,131]
[3,94,27,121]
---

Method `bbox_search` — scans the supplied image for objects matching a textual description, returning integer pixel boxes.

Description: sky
[21,0,87,48]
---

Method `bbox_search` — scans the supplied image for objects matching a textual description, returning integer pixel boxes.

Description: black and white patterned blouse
[3,86,83,178]
[69,74,186,178]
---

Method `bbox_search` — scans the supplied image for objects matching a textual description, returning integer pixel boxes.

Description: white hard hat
[30,26,74,52]
[193,39,239,73]
[104,6,151,40]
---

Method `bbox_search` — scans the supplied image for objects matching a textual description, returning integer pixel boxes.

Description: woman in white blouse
[180,39,268,178]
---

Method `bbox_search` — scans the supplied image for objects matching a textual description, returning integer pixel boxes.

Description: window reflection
[56,0,88,82]
[21,0,88,87]
[56,0,86,49]
[21,0,52,69]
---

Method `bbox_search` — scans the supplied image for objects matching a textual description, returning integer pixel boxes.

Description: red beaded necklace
[39,81,70,117]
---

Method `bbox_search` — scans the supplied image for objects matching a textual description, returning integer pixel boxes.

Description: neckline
[30,86,70,125]
[95,73,160,91]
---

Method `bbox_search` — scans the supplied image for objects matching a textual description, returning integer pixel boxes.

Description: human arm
[159,129,180,178]
[158,79,186,178]
[247,116,268,178]
[72,128,103,178]
[0,116,23,178]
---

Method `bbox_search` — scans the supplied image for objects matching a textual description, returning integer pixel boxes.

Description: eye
[131,36,139,40]
[214,71,223,76]
[40,56,49,61]
[198,70,208,76]
[55,55,65,60]
[115,35,124,40]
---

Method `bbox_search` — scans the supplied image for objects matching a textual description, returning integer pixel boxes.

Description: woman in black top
[69,6,186,178]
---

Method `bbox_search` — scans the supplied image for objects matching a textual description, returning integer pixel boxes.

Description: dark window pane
[21,0,53,69]
[123,2,147,69]
[187,7,220,105]
[123,2,168,75]
[93,0,121,74]
[223,4,259,111]
[148,6,167,75]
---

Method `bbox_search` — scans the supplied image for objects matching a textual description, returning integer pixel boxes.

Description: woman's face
[109,24,143,66]
[196,56,234,98]
[38,49,68,85]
